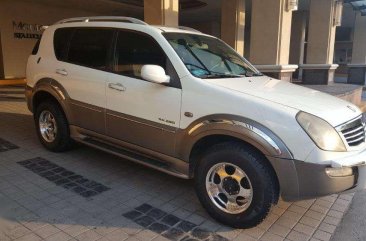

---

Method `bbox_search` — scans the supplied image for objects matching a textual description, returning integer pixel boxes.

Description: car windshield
[163,32,262,79]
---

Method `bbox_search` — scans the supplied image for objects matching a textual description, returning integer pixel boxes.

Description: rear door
[54,27,114,134]
[106,30,182,155]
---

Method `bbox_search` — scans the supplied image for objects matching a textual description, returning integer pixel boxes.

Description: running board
[78,137,189,179]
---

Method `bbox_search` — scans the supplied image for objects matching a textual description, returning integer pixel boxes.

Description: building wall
[0,0,100,79]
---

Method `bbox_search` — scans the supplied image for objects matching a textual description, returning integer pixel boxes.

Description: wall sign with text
[13,21,44,40]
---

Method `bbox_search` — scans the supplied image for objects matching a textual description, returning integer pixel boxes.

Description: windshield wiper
[200,74,244,79]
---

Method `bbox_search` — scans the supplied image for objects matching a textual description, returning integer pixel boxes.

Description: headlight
[296,112,346,152]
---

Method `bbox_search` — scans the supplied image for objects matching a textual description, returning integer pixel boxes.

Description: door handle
[56,69,68,76]
[108,83,126,92]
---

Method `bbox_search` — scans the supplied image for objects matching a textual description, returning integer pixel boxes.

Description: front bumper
[268,151,366,201]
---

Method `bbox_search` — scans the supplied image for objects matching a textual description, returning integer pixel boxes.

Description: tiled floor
[0,87,355,241]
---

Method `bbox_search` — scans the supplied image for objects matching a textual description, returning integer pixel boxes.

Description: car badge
[347,105,357,112]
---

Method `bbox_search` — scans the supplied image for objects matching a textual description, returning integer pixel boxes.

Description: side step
[79,137,189,179]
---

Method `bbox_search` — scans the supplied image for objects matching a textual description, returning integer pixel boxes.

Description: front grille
[340,117,365,146]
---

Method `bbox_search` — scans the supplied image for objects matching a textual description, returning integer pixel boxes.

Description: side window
[114,30,166,79]
[54,28,73,61]
[67,28,114,70]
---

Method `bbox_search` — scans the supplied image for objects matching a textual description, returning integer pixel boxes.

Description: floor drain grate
[123,204,228,241]
[0,138,19,152]
[18,157,110,198]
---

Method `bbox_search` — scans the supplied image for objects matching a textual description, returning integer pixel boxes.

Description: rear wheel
[35,101,73,152]
[194,142,279,228]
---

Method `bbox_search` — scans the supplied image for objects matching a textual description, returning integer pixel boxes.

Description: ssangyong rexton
[26,17,366,228]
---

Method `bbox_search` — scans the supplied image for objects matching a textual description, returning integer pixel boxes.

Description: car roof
[51,16,207,36]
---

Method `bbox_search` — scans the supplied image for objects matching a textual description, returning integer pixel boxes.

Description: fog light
[325,167,353,177]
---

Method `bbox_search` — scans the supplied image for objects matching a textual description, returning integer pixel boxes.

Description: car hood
[206,76,361,127]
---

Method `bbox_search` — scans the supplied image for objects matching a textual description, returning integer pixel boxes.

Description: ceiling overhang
[344,0,366,16]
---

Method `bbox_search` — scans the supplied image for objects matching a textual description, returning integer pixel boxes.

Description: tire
[194,142,279,229]
[34,101,73,152]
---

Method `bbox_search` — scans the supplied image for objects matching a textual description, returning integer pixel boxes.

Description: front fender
[176,115,293,162]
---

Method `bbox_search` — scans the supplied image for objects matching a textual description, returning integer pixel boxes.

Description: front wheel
[194,142,279,229]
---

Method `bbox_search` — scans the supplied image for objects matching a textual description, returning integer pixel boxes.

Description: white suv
[26,17,366,228]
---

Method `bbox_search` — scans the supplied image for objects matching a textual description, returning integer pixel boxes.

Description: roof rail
[55,16,148,25]
[177,26,201,33]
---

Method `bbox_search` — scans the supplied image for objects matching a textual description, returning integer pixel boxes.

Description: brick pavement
[0,87,354,241]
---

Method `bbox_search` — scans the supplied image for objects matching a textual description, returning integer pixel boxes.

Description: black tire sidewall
[195,143,276,228]
[34,101,70,152]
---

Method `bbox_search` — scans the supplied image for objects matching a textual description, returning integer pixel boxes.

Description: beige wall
[184,20,220,38]
[306,0,337,64]
[249,0,293,65]
[351,12,366,64]
[0,0,100,78]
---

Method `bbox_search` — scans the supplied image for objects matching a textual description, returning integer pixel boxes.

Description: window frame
[111,29,181,89]
[53,27,115,72]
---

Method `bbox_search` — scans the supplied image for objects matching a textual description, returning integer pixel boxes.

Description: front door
[106,30,182,156]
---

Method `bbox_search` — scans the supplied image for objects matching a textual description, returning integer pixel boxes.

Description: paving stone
[286,230,310,241]
[293,223,316,236]
[177,221,197,232]
[18,158,110,198]
[312,230,332,241]
[146,208,167,220]
[261,232,285,241]
[268,224,291,237]
[148,222,170,234]
[135,216,156,228]
[0,138,19,152]
[123,210,143,220]
[161,214,180,226]
[162,228,185,240]
[34,224,60,239]
[318,223,336,234]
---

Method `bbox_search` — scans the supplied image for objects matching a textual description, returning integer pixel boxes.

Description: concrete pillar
[221,0,245,56]
[249,0,297,81]
[0,31,4,79]
[348,12,366,85]
[144,0,179,26]
[301,0,340,85]
[289,11,307,81]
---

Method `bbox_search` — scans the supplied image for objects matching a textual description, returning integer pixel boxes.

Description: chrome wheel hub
[39,110,57,143]
[206,163,253,214]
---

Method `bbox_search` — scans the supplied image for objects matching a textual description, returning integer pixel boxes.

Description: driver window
[114,30,166,79]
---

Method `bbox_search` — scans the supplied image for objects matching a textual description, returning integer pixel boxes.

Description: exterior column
[249,0,297,81]
[144,0,179,26]
[348,12,366,85]
[221,0,245,56]
[301,0,340,85]
[0,31,4,79]
[289,11,307,81]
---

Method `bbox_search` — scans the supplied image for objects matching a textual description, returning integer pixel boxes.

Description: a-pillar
[249,0,298,81]
[221,0,245,56]
[348,12,366,85]
[301,0,340,85]
[144,0,179,26]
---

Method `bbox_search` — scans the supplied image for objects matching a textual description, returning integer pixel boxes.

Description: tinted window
[114,30,166,79]
[54,28,73,61]
[68,28,113,70]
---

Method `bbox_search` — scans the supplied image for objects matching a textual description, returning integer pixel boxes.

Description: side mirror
[141,65,170,84]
